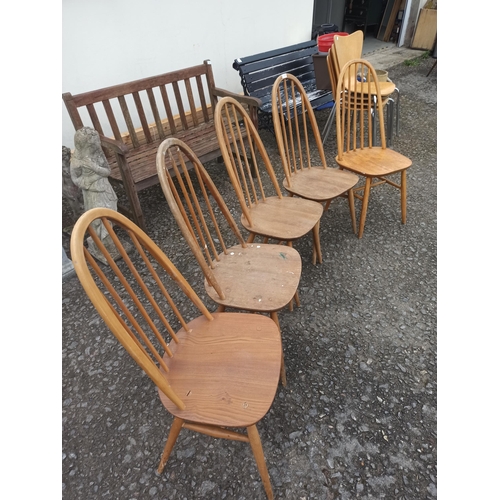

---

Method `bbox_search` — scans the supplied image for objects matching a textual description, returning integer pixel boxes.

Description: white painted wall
[62,0,315,148]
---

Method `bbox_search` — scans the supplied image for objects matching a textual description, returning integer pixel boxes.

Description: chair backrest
[214,96,284,228]
[271,73,329,185]
[156,137,248,301]
[335,58,386,160]
[70,207,214,411]
[332,30,364,77]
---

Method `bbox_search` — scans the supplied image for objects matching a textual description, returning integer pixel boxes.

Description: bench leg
[114,153,146,230]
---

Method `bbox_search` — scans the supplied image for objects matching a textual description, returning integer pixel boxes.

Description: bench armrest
[211,86,262,129]
[99,135,129,156]
[212,86,262,108]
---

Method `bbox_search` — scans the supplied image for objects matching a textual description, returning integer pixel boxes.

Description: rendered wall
[62,0,314,148]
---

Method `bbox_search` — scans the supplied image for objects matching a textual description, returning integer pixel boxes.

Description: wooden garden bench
[232,40,332,131]
[63,60,261,230]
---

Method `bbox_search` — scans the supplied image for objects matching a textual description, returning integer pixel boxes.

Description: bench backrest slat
[146,88,166,142]
[86,103,105,137]
[172,81,188,130]
[132,91,153,143]
[184,78,198,128]
[195,75,210,123]
[62,62,217,151]
[232,40,332,122]
[102,99,123,141]
[118,95,140,148]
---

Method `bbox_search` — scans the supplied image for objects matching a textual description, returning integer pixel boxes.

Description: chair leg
[247,233,256,243]
[247,424,274,500]
[386,98,394,147]
[157,417,184,474]
[217,304,226,312]
[348,188,357,234]
[321,102,336,145]
[312,221,322,265]
[358,178,372,239]
[394,87,400,135]
[293,290,300,308]
[401,169,407,224]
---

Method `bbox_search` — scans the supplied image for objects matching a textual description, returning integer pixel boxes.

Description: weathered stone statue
[70,127,120,263]
[62,145,84,223]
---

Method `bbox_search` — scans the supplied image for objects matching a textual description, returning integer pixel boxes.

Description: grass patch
[403,51,430,66]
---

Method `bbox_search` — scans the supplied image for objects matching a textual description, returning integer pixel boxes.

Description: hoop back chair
[156,137,303,385]
[324,30,400,146]
[271,73,358,233]
[214,96,324,264]
[335,59,412,238]
[70,207,282,500]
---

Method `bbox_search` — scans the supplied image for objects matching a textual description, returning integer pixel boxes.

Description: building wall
[62,0,314,148]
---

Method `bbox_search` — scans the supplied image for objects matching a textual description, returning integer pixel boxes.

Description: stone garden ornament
[62,145,84,223]
[70,127,120,263]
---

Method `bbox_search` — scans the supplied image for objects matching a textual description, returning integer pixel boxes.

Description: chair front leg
[348,188,357,234]
[358,177,372,239]
[312,221,322,265]
[247,424,274,500]
[401,169,407,224]
[158,417,184,474]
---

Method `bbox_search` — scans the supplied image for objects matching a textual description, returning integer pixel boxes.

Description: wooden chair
[324,30,400,146]
[214,96,324,264]
[271,73,359,234]
[335,59,412,238]
[70,207,281,500]
[156,137,303,385]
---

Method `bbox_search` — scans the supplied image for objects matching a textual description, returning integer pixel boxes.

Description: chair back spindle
[70,208,215,410]
[272,73,329,186]
[215,97,284,228]
[336,59,386,160]
[157,138,251,299]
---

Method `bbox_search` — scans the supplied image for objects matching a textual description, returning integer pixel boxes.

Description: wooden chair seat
[204,244,301,313]
[240,196,323,242]
[159,312,281,427]
[336,147,412,177]
[282,165,358,202]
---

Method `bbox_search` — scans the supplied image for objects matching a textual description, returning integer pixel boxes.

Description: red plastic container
[317,32,349,53]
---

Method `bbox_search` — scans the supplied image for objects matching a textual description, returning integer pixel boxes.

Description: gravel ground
[62,55,437,499]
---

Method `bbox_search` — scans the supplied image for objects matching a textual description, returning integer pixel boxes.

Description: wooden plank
[377,0,395,40]
[383,0,403,42]
[411,9,437,50]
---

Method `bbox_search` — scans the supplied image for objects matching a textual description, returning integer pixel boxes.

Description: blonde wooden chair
[271,73,359,234]
[156,137,302,385]
[335,59,412,238]
[70,207,281,500]
[214,96,324,264]
[326,30,400,146]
